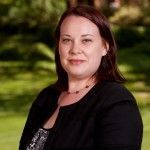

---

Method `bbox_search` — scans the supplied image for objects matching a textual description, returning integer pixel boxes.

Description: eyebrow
[60,34,94,37]
[81,34,94,37]
[60,34,71,37]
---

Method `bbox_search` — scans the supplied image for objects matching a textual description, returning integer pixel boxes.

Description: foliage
[0,33,54,61]
[0,0,59,61]
[0,0,66,28]
[110,6,150,26]
[0,0,66,49]
[29,43,54,61]
[113,26,150,48]
[1,0,150,62]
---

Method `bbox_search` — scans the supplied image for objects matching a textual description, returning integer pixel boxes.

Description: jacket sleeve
[95,100,143,150]
[19,86,50,150]
[19,97,41,149]
[19,85,58,150]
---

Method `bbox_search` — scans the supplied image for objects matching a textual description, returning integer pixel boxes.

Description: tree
[67,0,103,9]
[67,0,77,8]
[88,0,102,9]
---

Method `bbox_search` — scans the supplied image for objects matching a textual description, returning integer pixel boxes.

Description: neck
[67,77,96,94]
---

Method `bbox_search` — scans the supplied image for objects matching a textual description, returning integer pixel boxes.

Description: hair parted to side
[54,5,126,91]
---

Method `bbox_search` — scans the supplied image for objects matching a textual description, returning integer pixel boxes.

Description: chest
[44,106,97,149]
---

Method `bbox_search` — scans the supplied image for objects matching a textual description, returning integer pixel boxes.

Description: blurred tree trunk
[122,0,141,6]
[67,0,77,8]
[128,0,140,6]
[67,0,103,9]
[88,0,102,9]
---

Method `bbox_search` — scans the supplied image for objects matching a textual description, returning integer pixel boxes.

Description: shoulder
[95,81,143,128]
[32,84,60,107]
[95,83,143,149]
[95,81,137,110]
[101,81,135,101]
[102,81,131,93]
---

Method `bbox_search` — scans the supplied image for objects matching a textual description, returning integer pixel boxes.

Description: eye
[82,39,92,43]
[61,38,71,43]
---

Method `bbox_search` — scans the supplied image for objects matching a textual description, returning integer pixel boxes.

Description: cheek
[59,42,65,55]
[59,49,69,69]
[59,46,66,58]
[59,44,70,58]
[86,53,101,76]
[88,45,104,59]
[88,48,103,66]
[91,54,102,66]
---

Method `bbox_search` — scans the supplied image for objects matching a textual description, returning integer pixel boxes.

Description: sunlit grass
[118,43,150,105]
[0,60,57,149]
[119,64,150,104]
[0,61,56,116]
[140,106,150,150]
[0,115,26,150]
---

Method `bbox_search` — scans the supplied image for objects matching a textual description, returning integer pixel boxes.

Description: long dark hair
[54,5,125,91]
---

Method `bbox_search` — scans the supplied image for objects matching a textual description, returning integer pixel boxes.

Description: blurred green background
[0,0,150,149]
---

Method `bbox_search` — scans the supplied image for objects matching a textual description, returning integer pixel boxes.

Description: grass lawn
[0,115,25,150]
[0,43,150,150]
[141,105,150,150]
[0,61,56,149]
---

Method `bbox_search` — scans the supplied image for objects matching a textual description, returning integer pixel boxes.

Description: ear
[102,42,109,56]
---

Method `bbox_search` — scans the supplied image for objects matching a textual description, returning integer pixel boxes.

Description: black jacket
[19,82,143,150]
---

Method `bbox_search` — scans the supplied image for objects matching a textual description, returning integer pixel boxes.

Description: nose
[69,41,81,55]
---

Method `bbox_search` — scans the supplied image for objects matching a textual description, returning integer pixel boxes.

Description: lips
[69,59,85,65]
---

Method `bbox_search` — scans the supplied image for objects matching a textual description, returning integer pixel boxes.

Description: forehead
[60,15,100,35]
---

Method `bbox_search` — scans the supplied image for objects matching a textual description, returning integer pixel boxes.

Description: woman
[19,5,143,150]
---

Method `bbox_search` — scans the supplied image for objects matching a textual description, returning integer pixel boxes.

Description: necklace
[67,84,93,94]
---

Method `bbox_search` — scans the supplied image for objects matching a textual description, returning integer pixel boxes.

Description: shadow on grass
[0,61,56,116]
[0,61,55,78]
[0,94,35,116]
[118,42,150,88]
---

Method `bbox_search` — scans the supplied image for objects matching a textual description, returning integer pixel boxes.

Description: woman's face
[59,15,107,80]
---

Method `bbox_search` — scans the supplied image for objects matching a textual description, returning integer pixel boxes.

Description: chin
[68,71,85,78]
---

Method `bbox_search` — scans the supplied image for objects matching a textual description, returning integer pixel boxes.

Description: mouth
[68,59,85,65]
